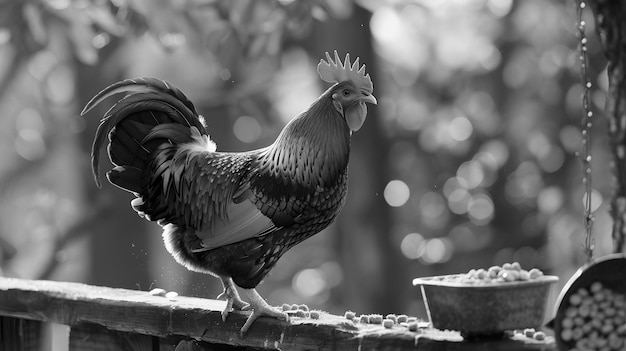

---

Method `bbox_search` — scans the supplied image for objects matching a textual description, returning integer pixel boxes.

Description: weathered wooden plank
[0,277,555,350]
[69,322,155,351]
[0,316,42,351]
[70,322,262,351]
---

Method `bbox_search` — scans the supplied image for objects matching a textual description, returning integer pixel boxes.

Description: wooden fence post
[0,316,42,351]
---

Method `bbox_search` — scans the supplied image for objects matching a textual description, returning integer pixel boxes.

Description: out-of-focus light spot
[92,32,110,49]
[548,213,581,251]
[33,188,57,208]
[16,108,44,134]
[233,116,261,143]
[566,84,584,115]
[511,1,545,39]
[480,140,509,168]
[467,193,494,225]
[400,232,424,260]
[271,49,319,124]
[399,4,427,23]
[526,131,550,158]
[44,65,75,105]
[583,188,603,213]
[319,261,343,288]
[419,108,474,154]
[449,116,473,141]
[159,32,186,48]
[464,91,500,135]
[435,28,499,71]
[436,34,465,69]
[443,176,464,196]
[322,0,352,18]
[487,0,513,17]
[457,161,484,189]
[537,186,563,214]
[503,49,533,88]
[0,29,11,45]
[14,108,46,161]
[371,6,425,71]
[418,124,441,153]
[419,192,446,221]
[559,125,582,153]
[538,53,558,78]
[15,130,46,161]
[527,132,565,173]
[467,92,495,117]
[389,66,419,87]
[47,0,70,10]
[474,152,498,173]
[384,180,410,207]
[420,238,453,264]
[447,188,470,214]
[28,51,57,81]
[292,269,326,298]
[477,45,501,71]
[219,69,231,81]
[537,146,565,173]
[472,153,498,187]
[505,161,542,204]
[371,7,403,49]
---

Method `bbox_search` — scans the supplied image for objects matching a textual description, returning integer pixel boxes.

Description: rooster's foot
[217,277,249,322]
[240,288,288,336]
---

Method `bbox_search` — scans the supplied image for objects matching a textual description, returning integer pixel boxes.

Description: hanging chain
[577,0,594,261]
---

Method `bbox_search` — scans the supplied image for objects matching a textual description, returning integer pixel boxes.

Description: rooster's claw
[218,277,249,322]
[240,288,288,336]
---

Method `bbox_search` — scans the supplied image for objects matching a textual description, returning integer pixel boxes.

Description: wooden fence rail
[0,277,555,350]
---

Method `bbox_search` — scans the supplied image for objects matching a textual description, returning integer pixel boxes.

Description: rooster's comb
[317,50,373,94]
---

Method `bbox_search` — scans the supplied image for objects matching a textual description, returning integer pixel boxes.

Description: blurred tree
[307,5,402,314]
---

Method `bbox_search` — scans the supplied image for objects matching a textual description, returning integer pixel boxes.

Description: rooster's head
[318,51,377,132]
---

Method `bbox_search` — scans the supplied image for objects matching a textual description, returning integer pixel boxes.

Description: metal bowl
[552,253,626,351]
[413,274,559,337]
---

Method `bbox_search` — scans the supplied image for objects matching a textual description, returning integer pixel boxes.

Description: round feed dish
[414,274,558,337]
[553,253,626,351]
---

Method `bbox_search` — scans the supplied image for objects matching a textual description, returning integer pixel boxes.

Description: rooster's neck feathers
[259,87,351,188]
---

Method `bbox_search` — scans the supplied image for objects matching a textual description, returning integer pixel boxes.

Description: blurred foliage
[0,0,616,317]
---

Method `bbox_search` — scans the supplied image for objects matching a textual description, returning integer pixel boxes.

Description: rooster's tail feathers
[84,77,207,190]
[81,77,199,117]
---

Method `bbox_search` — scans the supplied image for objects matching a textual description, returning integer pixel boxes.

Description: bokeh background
[0,0,615,318]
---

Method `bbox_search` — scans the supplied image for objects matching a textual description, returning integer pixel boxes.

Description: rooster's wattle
[83,51,376,334]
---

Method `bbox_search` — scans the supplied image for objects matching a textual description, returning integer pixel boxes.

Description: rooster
[83,51,376,334]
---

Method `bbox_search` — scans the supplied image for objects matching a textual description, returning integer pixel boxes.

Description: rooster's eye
[342,89,351,96]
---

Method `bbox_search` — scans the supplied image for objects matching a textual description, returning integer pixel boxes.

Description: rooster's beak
[361,93,377,105]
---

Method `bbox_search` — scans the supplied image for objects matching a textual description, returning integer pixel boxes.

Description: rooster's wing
[141,144,300,251]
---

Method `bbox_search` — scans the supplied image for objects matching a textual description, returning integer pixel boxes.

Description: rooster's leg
[240,288,288,335]
[217,276,249,322]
